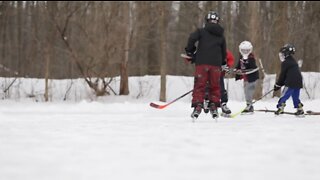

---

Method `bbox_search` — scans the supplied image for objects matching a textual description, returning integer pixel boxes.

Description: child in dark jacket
[185,11,227,119]
[235,41,259,113]
[274,44,304,116]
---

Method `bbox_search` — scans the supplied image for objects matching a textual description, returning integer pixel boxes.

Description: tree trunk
[248,2,264,99]
[159,2,167,102]
[120,2,131,95]
[271,2,289,97]
[44,45,50,102]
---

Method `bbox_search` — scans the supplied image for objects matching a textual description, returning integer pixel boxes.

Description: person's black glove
[181,53,193,64]
[274,84,281,91]
[185,51,196,64]
[185,47,196,56]
[186,51,193,58]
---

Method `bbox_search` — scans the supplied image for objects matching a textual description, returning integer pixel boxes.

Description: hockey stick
[150,70,258,110]
[150,89,193,109]
[230,89,274,118]
[256,109,320,116]
[180,53,192,59]
[228,67,260,75]
[181,53,259,75]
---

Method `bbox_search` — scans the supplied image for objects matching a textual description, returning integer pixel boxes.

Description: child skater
[274,43,304,116]
[235,41,259,114]
[184,11,227,119]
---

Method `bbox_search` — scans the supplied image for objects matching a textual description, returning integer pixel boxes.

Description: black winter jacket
[185,23,226,66]
[235,54,259,83]
[276,55,303,88]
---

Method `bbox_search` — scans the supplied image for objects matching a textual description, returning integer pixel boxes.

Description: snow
[1,74,320,180]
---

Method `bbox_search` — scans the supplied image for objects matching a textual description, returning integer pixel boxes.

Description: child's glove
[234,69,243,75]
[273,84,281,91]
[186,51,194,57]
[221,64,230,73]
[181,53,194,64]
[184,51,196,64]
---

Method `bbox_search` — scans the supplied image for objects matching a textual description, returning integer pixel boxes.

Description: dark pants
[220,75,228,104]
[192,65,221,107]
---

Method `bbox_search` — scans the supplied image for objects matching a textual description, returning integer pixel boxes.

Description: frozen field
[1,99,320,180]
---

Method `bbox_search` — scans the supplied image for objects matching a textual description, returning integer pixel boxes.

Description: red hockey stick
[150,89,193,109]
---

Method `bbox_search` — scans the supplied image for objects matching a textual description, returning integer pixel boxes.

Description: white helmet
[239,41,253,59]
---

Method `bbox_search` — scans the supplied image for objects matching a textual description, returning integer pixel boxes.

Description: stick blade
[230,108,245,118]
[180,53,192,59]
[149,102,166,109]
[306,110,320,115]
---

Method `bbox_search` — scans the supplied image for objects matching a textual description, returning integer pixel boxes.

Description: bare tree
[301,2,320,72]
[171,2,201,76]
[270,2,289,97]
[44,2,123,96]
[247,2,264,98]
[158,2,170,102]
[119,2,132,95]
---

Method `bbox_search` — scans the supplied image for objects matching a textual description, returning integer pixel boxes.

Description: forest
[0,1,319,101]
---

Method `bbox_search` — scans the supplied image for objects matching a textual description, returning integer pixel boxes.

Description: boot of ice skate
[191,103,203,119]
[275,103,286,115]
[209,103,219,119]
[294,103,304,116]
[242,103,254,114]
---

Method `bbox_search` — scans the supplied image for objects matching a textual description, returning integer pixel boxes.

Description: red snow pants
[192,65,221,107]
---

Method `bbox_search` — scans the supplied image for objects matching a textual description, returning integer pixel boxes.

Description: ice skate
[294,103,304,117]
[209,103,219,119]
[275,103,285,115]
[241,104,254,115]
[220,103,231,117]
[191,104,202,121]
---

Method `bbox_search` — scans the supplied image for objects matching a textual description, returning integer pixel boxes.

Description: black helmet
[279,44,295,57]
[205,11,220,23]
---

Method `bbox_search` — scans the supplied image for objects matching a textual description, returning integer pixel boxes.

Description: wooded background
[0,1,319,100]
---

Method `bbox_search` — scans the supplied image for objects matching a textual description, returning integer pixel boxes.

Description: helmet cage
[206,11,219,23]
[239,41,253,57]
[240,48,252,56]
[280,44,295,57]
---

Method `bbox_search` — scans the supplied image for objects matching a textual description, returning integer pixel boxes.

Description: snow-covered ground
[1,75,320,180]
